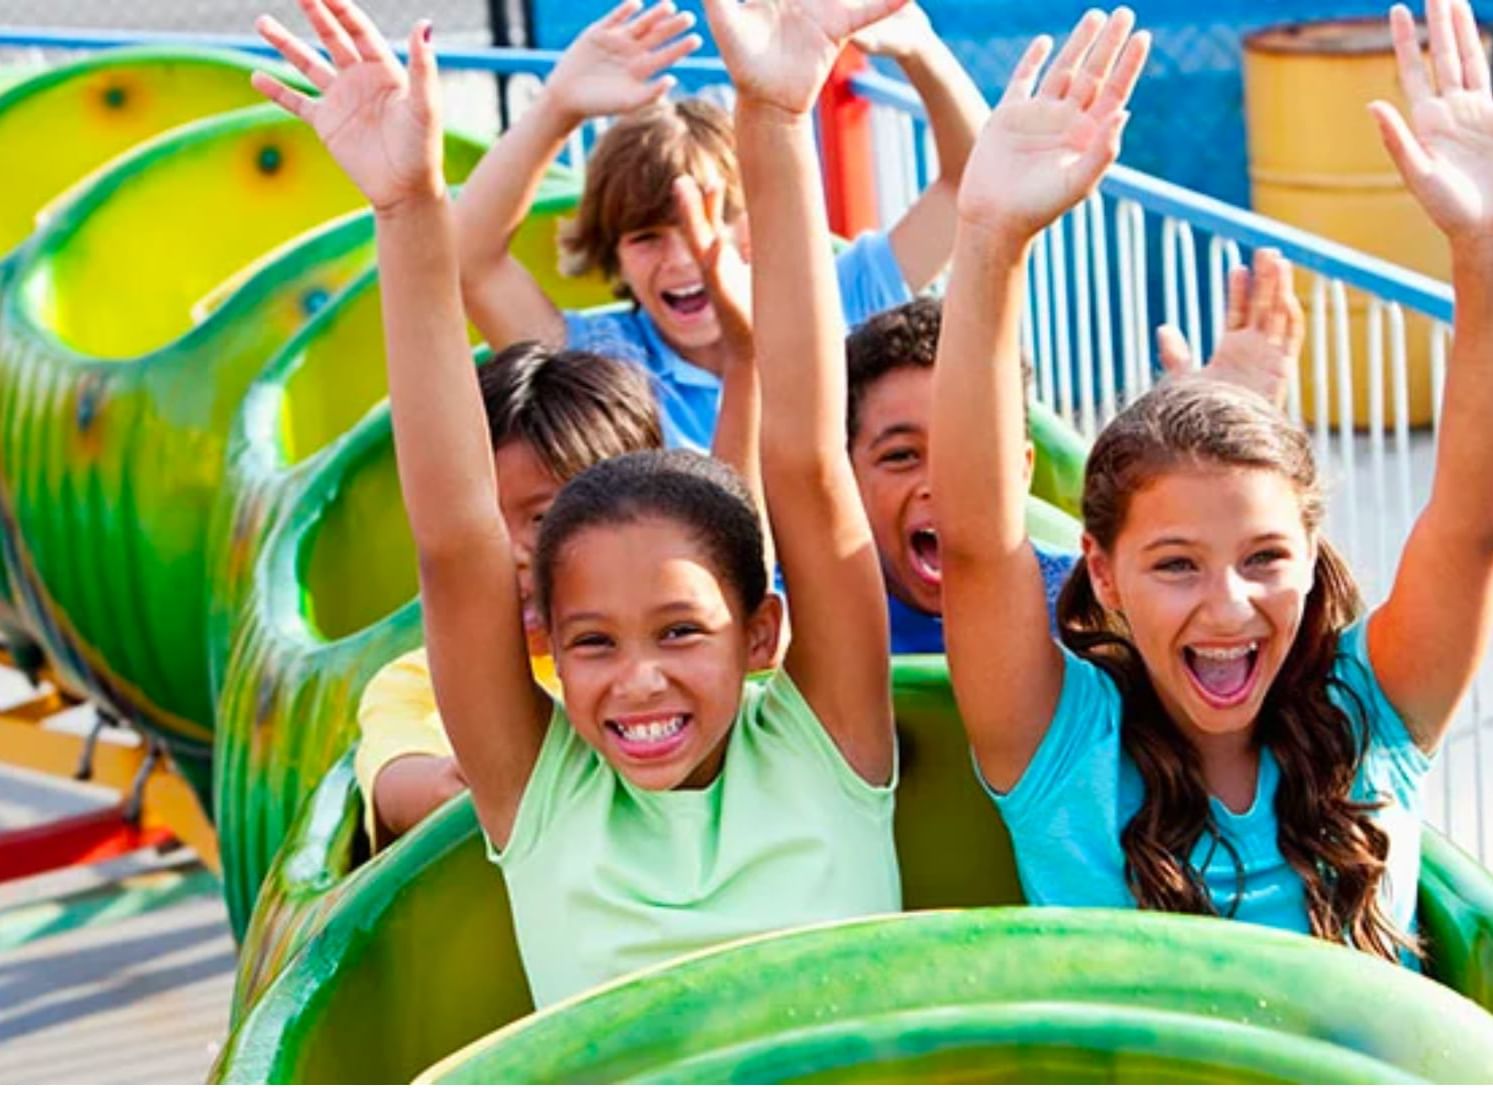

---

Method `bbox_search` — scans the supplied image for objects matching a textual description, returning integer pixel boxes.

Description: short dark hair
[478,342,663,479]
[535,450,767,622]
[844,296,1033,444]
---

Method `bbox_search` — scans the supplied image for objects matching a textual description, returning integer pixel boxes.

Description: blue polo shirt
[888,543,1078,655]
[562,231,911,452]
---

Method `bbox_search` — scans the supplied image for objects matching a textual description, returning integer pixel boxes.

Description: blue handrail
[847,69,1456,323]
[0,27,733,87]
[1,24,1459,323]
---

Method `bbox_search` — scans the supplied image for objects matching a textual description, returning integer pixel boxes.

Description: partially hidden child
[453,0,988,452]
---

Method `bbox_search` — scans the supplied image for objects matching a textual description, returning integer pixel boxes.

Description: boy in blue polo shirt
[452,0,988,451]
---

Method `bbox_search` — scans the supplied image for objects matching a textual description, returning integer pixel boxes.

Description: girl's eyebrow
[1141,531,1295,553]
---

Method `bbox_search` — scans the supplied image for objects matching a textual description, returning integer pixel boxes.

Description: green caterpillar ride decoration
[0,49,277,680]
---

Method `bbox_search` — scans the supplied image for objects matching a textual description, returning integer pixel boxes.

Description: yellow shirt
[354,647,560,851]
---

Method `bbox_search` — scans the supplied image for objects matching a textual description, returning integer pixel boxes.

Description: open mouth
[1182,642,1261,708]
[604,713,693,761]
[908,527,941,586]
[660,284,710,317]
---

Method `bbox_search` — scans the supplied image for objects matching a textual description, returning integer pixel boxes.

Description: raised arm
[705,0,907,784]
[853,2,988,290]
[253,0,549,846]
[931,10,1147,792]
[1157,246,1304,411]
[1365,0,1493,748]
[453,0,701,350]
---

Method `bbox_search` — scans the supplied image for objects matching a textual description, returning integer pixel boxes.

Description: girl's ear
[1082,532,1122,614]
[745,592,784,671]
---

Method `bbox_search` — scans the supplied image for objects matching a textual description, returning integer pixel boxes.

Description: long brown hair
[1056,379,1418,961]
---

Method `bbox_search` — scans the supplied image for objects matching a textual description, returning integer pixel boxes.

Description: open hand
[251,0,441,214]
[544,0,703,126]
[956,8,1148,241]
[850,1,933,63]
[704,0,911,115]
[1371,0,1493,244]
[675,174,753,359]
[1157,247,1303,410]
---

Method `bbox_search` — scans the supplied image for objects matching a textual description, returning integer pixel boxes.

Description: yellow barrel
[1243,19,1484,429]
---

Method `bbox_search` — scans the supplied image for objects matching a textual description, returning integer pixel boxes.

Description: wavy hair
[1056,378,1419,961]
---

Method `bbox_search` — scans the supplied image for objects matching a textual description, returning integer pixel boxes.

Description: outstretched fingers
[1068,7,1136,110]
[643,30,703,76]
[843,0,915,37]
[250,69,317,121]
[1370,98,1436,185]
[628,0,681,43]
[406,19,440,115]
[1225,263,1250,331]
[1390,4,1434,103]
[674,175,717,264]
[999,34,1054,104]
[601,0,645,29]
[1426,0,1464,94]
[1248,249,1281,335]
[255,14,336,89]
[1451,0,1490,93]
[1037,8,1105,100]
[323,0,399,66]
[1088,30,1150,122]
[637,8,697,51]
[294,0,361,69]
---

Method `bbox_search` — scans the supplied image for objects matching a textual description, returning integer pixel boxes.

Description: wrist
[372,183,451,224]
[1450,231,1493,270]
[534,83,586,135]
[735,93,816,127]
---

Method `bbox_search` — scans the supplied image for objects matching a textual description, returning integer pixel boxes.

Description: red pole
[816,45,879,238]
[0,806,173,882]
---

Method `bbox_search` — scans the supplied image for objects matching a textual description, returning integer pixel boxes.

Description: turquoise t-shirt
[489,670,901,1008]
[563,230,911,453]
[987,618,1432,949]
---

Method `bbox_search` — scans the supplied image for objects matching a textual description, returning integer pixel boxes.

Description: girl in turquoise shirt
[931,0,1493,963]
[252,0,907,1006]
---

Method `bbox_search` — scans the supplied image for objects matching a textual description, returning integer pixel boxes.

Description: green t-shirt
[489,669,900,1008]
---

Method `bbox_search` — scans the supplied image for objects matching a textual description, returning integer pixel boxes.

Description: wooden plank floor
[0,874,235,1084]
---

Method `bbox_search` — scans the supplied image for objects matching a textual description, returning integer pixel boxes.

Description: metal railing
[1,25,1485,863]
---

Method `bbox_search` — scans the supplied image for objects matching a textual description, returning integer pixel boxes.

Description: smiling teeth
[1190,642,1258,661]
[614,716,685,743]
[667,284,705,298]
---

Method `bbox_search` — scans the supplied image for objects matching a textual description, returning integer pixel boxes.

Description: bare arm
[1365,0,1493,748]
[931,12,1148,792]
[453,0,701,350]
[854,3,988,290]
[706,0,908,784]
[254,0,549,846]
[373,755,467,844]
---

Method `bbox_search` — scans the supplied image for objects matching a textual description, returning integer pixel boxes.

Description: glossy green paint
[0,49,293,669]
[0,48,281,259]
[0,102,483,805]
[212,628,1493,1083]
[425,908,1493,1084]
[1027,399,1088,519]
